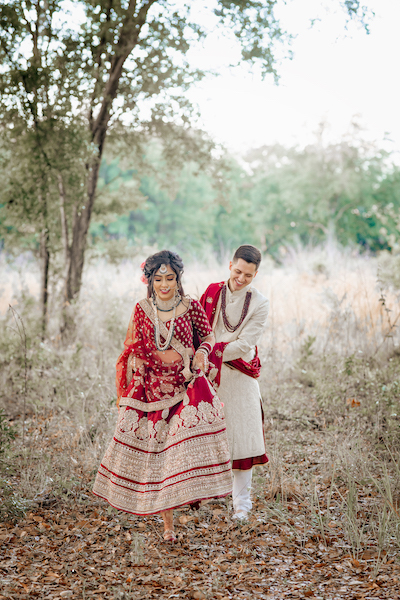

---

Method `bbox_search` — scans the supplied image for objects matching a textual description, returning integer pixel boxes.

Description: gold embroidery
[160,381,175,394]
[94,420,231,515]
[180,405,199,428]
[154,418,168,443]
[135,416,155,441]
[93,433,231,516]
[118,408,139,433]
[168,414,182,436]
[119,390,186,412]
[116,386,223,448]
[197,400,217,424]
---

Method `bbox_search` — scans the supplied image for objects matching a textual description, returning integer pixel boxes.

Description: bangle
[199,342,212,354]
[196,348,209,371]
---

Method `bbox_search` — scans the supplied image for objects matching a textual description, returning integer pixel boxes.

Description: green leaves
[213,0,289,79]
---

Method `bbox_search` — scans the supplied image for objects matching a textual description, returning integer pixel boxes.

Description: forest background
[1,1,400,599]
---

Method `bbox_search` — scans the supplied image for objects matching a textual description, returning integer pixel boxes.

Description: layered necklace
[152,295,180,352]
[221,284,252,332]
[153,294,181,312]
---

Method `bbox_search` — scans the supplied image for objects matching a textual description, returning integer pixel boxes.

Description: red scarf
[199,282,262,380]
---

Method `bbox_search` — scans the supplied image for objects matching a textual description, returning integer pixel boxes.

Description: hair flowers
[140,261,148,285]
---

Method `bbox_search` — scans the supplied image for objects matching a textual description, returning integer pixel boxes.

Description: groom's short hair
[233,245,262,270]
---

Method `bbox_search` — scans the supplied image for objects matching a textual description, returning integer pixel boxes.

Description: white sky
[185,0,400,156]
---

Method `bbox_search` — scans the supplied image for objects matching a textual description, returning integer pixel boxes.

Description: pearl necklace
[152,298,176,352]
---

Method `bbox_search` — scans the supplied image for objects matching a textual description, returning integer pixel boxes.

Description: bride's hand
[129,356,145,371]
[193,350,208,372]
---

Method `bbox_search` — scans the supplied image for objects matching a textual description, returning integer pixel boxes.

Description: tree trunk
[326,218,337,252]
[62,1,157,321]
[65,154,102,303]
[58,173,73,294]
[64,42,126,306]
[58,173,70,275]
[39,193,50,339]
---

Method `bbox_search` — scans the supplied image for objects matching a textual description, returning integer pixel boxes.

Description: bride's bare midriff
[155,348,193,364]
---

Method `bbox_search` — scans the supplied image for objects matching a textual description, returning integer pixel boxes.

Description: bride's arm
[193,333,215,371]
[190,300,215,372]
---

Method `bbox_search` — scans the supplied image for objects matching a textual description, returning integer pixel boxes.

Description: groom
[200,245,269,519]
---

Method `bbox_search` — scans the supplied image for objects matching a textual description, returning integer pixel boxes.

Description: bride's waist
[153,347,193,364]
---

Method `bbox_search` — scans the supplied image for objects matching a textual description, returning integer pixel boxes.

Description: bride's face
[153,264,177,301]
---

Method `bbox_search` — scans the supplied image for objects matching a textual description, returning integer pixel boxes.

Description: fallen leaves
[4,499,395,600]
[179,514,194,525]
[2,404,400,600]
[346,397,361,407]
[191,590,207,599]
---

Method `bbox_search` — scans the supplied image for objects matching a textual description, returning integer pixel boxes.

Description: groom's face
[228,258,258,292]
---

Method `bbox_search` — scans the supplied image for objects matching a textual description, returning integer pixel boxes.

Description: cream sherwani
[213,282,269,461]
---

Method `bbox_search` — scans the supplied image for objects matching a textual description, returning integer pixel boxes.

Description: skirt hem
[92,490,231,516]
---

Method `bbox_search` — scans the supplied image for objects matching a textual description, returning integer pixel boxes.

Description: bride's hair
[143,250,185,298]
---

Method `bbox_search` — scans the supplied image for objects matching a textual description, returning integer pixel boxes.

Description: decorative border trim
[119,390,188,412]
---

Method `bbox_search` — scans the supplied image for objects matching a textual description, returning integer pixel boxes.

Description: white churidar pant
[232,468,253,513]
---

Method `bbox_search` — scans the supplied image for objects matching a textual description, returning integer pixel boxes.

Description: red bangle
[199,342,212,354]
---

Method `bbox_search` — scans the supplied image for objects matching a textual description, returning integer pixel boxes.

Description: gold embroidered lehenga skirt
[93,361,232,515]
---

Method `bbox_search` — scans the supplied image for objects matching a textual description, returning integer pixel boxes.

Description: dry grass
[3,245,398,353]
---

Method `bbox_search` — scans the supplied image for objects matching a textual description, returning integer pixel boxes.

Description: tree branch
[334,202,353,222]
[89,0,114,131]
[90,0,158,145]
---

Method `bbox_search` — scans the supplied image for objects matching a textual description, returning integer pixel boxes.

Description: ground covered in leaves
[2,503,399,600]
[2,416,400,600]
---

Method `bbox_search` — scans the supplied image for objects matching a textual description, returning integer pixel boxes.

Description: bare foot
[163,529,177,542]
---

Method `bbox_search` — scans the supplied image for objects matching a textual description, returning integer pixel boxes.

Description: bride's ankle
[163,528,177,542]
[161,509,174,531]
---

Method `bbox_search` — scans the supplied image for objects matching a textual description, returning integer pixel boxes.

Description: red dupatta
[199,282,262,380]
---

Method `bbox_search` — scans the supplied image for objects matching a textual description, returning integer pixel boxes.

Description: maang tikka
[158,264,168,274]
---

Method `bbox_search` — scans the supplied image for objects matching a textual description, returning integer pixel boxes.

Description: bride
[93,250,232,542]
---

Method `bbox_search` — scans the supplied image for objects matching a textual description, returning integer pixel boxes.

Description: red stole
[199,282,262,380]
